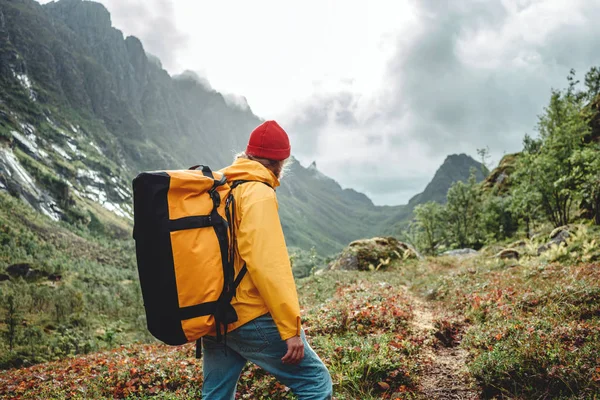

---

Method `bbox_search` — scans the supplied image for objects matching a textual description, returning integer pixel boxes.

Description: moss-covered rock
[328,237,418,271]
[481,153,520,195]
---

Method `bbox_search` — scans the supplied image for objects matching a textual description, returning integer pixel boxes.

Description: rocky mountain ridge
[0,0,484,254]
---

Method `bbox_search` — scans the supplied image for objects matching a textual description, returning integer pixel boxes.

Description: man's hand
[281,335,304,365]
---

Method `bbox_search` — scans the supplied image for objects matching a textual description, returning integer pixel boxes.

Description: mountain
[277,159,408,254]
[0,0,487,369]
[277,154,486,253]
[408,154,486,207]
[2,0,258,172]
[0,0,485,257]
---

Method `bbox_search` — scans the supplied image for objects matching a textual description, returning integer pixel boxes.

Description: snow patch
[0,147,37,190]
[79,184,132,220]
[11,130,48,159]
[102,201,132,219]
[89,141,103,155]
[70,124,78,134]
[66,141,83,157]
[13,71,37,101]
[16,73,31,89]
[0,181,6,190]
[83,184,107,203]
[39,204,61,222]
[51,144,72,161]
[0,147,61,221]
[77,169,105,185]
[77,169,133,218]
[114,186,130,200]
[19,122,35,136]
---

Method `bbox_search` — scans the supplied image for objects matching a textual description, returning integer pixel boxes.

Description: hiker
[201,120,333,399]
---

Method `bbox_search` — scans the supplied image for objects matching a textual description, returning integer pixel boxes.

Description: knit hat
[246,120,291,161]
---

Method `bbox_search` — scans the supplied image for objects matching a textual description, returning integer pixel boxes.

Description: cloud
[98,0,189,72]
[222,93,250,112]
[174,70,214,91]
[284,0,600,205]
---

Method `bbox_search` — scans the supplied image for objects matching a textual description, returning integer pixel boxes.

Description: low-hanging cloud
[284,0,600,205]
[98,0,189,72]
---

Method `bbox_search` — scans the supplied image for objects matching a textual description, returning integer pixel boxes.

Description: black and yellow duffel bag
[132,165,247,355]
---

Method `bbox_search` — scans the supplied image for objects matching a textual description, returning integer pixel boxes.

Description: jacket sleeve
[236,187,301,341]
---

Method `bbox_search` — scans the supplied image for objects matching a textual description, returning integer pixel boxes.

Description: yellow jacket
[215,158,301,340]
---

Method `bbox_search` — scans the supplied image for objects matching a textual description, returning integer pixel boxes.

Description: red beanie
[246,120,291,161]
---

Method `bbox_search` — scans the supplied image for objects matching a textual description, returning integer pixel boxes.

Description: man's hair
[235,152,291,179]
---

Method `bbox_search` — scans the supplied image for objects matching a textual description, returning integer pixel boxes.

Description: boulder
[328,237,418,271]
[550,226,570,240]
[496,249,520,260]
[537,228,571,255]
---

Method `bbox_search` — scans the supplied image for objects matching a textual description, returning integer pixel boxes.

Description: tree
[412,202,445,255]
[444,170,484,248]
[513,87,591,228]
[53,285,85,324]
[571,146,600,224]
[509,174,543,237]
[2,292,23,352]
[23,325,43,360]
[584,67,600,101]
[480,195,518,242]
[477,146,492,177]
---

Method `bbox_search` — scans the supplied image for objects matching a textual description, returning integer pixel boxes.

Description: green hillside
[0,0,599,398]
[0,0,486,370]
[0,0,486,256]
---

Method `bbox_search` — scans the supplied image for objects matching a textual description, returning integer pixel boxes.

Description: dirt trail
[409,296,480,400]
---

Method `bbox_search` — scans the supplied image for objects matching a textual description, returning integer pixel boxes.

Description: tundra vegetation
[0,68,599,399]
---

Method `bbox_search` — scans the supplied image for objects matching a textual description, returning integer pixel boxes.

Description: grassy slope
[278,160,410,255]
[0,192,148,368]
[2,226,598,399]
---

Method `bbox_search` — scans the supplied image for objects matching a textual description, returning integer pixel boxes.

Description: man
[202,120,333,399]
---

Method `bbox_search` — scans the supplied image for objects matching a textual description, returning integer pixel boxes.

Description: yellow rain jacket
[213,158,301,340]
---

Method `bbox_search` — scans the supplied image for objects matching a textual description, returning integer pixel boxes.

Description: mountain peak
[408,154,485,206]
[45,0,112,31]
[444,153,476,163]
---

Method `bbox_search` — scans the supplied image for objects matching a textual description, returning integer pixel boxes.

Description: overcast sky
[38,0,600,205]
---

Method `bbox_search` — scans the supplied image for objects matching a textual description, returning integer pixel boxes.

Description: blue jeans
[202,314,332,399]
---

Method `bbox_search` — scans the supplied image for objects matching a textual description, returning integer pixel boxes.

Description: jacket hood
[220,158,280,188]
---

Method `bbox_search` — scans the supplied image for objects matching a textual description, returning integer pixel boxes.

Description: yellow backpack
[132,165,248,356]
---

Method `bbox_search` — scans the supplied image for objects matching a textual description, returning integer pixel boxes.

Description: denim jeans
[202,313,332,399]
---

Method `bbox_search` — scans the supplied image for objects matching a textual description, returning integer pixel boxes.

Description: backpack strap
[224,180,273,285]
[180,167,256,358]
[210,180,274,352]
[188,164,214,177]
